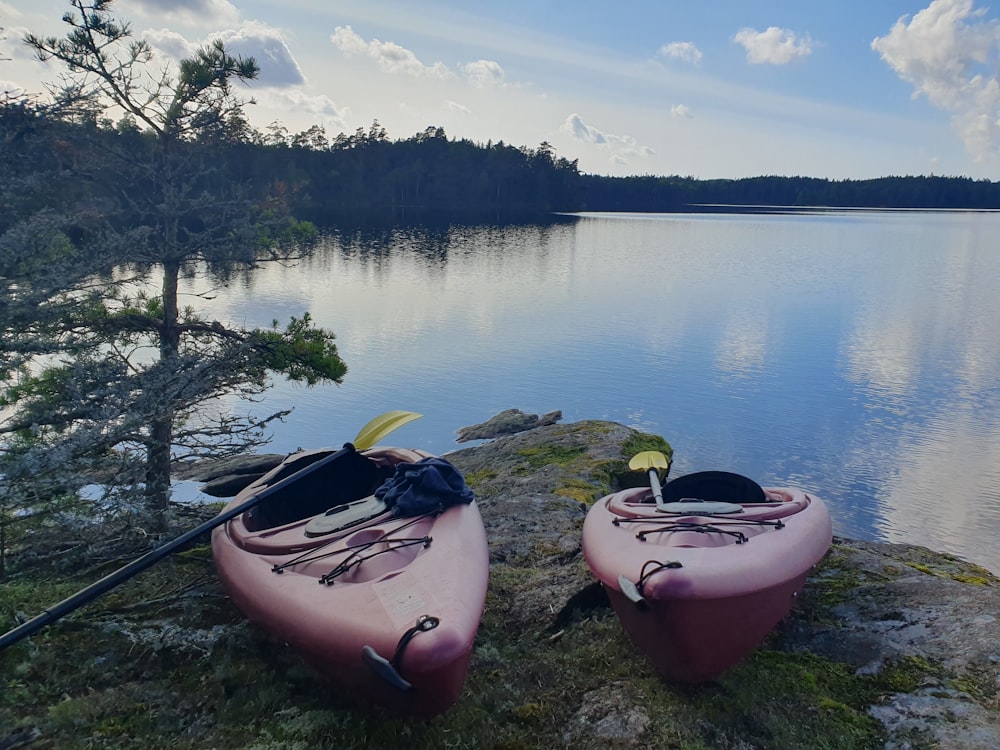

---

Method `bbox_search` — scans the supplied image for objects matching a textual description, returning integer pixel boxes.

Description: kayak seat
[244,448,391,531]
[659,471,769,505]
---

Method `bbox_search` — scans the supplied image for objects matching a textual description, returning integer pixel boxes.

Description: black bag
[375,457,474,517]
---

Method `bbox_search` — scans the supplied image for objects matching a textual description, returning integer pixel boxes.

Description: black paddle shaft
[0,444,353,652]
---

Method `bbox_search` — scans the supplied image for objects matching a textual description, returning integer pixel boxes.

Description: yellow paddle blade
[628,451,669,472]
[353,410,423,451]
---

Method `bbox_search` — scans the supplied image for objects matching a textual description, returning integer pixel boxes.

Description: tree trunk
[145,253,181,529]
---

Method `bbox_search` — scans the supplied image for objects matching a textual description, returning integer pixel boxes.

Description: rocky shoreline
[444,419,1000,749]
[4,416,999,748]
[179,415,1000,748]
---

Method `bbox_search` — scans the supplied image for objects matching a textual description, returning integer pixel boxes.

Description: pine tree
[1,1,347,535]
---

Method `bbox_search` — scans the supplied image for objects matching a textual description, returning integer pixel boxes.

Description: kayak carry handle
[617,574,645,604]
[362,645,413,691]
[362,614,440,691]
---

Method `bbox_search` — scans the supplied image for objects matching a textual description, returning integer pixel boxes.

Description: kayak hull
[211,446,489,716]
[582,485,832,683]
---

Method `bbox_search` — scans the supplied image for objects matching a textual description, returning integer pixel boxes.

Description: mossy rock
[2,420,998,749]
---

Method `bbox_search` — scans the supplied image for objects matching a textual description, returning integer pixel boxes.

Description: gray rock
[173,453,285,482]
[9,418,1000,748]
[172,453,285,497]
[175,420,1000,746]
[455,408,562,442]
[199,472,268,498]
[563,681,651,746]
[447,421,1000,749]
[871,688,1000,749]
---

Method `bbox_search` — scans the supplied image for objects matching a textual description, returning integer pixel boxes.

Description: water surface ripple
[180,211,1000,574]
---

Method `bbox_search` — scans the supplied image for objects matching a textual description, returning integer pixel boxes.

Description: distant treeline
[243,123,584,223]
[579,173,1000,213]
[234,123,1000,220]
[6,110,1000,231]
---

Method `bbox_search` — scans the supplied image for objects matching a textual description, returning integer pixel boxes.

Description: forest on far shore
[580,172,1000,214]
[200,120,1000,220]
[234,122,1000,221]
[5,110,999,231]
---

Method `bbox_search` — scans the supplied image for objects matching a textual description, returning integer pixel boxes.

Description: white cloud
[561,112,607,144]
[256,88,348,131]
[328,25,369,56]
[446,100,472,114]
[671,104,693,118]
[659,41,702,65]
[1,25,35,61]
[330,25,451,79]
[734,26,813,65]
[872,0,1000,161]
[461,59,505,88]
[142,28,199,62]
[559,113,655,166]
[1,80,25,97]
[132,0,239,25]
[142,23,305,88]
[215,23,305,87]
[0,3,21,23]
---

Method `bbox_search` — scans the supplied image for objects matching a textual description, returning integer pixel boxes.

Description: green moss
[953,573,993,585]
[687,650,887,749]
[801,562,866,610]
[176,544,214,560]
[530,540,568,559]
[2,428,991,750]
[906,560,996,586]
[876,655,940,693]
[487,563,545,590]
[0,579,85,631]
[602,431,674,494]
[574,459,621,499]
[621,432,673,461]
[0,552,962,750]
[515,445,586,468]
[553,479,597,503]
[513,702,545,721]
[951,668,998,704]
[463,468,497,486]
[795,544,911,620]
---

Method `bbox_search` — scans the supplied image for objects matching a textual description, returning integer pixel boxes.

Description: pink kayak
[582,471,832,683]
[211,445,489,716]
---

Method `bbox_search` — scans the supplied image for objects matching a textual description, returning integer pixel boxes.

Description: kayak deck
[211,446,489,716]
[583,484,832,682]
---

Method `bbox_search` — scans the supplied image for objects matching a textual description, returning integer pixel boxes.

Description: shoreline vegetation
[2,419,998,749]
[5,106,1000,241]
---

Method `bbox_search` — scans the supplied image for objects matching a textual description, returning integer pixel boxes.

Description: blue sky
[3,0,1000,179]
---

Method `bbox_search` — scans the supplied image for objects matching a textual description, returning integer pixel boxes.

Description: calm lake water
[179,210,1000,575]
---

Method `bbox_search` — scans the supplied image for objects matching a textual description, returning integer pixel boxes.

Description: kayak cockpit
[605,479,814,549]
[242,446,426,532]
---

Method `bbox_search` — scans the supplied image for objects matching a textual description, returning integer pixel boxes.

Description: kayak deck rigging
[611,515,787,544]
[319,535,433,585]
[269,511,439,579]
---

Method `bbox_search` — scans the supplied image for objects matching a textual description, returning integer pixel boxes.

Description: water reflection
[179,211,1000,574]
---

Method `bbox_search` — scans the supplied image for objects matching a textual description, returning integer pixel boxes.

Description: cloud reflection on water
[177,211,1000,574]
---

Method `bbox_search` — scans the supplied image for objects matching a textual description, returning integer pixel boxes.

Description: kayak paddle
[628,450,671,511]
[0,410,422,651]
